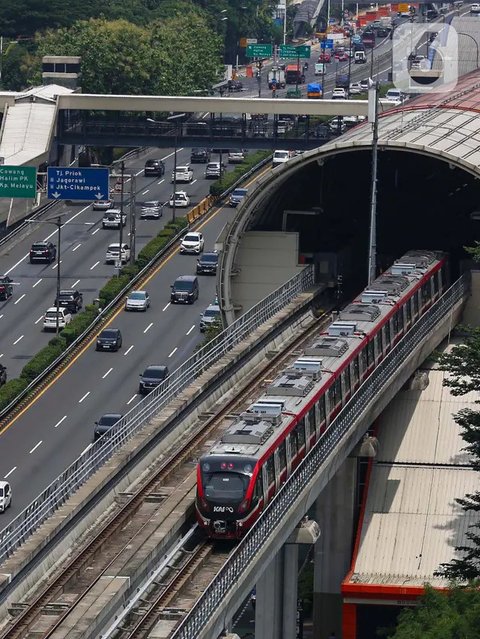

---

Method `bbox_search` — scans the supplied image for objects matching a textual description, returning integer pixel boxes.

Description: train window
[308,406,317,432]
[412,291,419,316]
[398,308,404,331]
[406,299,412,323]
[327,385,335,409]
[421,282,430,305]
[359,350,367,376]
[266,456,275,485]
[392,313,398,334]
[344,366,351,394]
[296,417,306,448]
[366,341,374,367]
[254,476,263,502]
[373,333,381,359]
[384,321,391,346]
[317,396,325,423]
[278,440,287,469]
[290,430,298,457]
[351,358,359,385]
[433,271,439,295]
[334,378,342,404]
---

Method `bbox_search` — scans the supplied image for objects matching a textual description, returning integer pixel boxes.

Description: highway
[0,148,251,524]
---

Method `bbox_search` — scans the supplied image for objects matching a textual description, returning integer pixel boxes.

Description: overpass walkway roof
[342,343,480,599]
[0,84,73,166]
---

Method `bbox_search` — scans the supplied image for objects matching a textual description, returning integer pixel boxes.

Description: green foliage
[99,273,132,308]
[20,336,67,383]
[209,150,271,196]
[196,320,224,351]
[60,305,98,345]
[0,378,30,412]
[387,584,480,639]
[466,241,480,263]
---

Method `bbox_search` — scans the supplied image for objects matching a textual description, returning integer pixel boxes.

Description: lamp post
[118,160,125,275]
[167,112,186,222]
[367,81,379,285]
[458,32,479,69]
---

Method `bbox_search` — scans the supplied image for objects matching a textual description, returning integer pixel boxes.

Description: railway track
[0,306,331,639]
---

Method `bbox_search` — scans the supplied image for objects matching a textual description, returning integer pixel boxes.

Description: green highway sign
[279,44,311,59]
[246,43,273,58]
[0,165,37,199]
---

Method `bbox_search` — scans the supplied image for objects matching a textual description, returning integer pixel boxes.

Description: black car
[190,148,211,163]
[0,364,6,387]
[138,365,169,395]
[29,241,56,264]
[0,276,13,301]
[144,159,165,177]
[96,328,122,351]
[94,413,123,440]
[315,124,331,141]
[228,80,243,92]
[196,252,219,275]
[54,289,83,313]
[170,275,199,304]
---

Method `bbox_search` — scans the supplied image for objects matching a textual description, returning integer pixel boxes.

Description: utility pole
[367,82,379,284]
[118,160,125,275]
[55,216,62,334]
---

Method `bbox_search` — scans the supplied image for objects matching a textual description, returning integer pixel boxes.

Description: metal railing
[0,265,314,564]
[171,273,469,639]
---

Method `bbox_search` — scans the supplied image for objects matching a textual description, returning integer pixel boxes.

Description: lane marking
[34,315,43,325]
[51,260,62,270]
[54,415,67,428]
[135,169,144,176]
[90,261,100,270]
[157,179,165,185]
[72,243,82,252]
[191,179,197,185]
[124,345,134,356]
[5,254,28,275]
[29,440,42,454]
[142,189,149,195]
[186,325,195,335]
[84,222,95,226]
[78,391,90,403]
[144,322,153,333]
[43,204,91,241]
[0,315,3,319]
[0,180,267,436]
[162,303,170,311]
[32,279,42,288]
[102,367,113,379]
[72,279,81,288]
[162,148,183,161]
[91,228,100,235]
[0,354,3,358]
[81,443,92,455]
[13,335,23,345]
[127,394,138,405]
[4,467,16,479]
[14,294,26,305]
[168,347,177,358]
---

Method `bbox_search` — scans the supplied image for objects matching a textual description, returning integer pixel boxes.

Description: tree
[0,43,35,91]
[386,584,480,639]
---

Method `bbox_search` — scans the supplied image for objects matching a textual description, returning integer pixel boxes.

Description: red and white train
[195,250,449,539]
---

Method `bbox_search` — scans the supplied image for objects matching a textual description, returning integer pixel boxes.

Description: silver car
[125,290,150,311]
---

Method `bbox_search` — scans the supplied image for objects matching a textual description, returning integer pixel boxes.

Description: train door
[304,413,311,453]
[273,450,281,491]
[285,437,292,476]
[262,464,269,505]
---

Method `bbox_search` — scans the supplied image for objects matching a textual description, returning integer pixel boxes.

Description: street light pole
[458,32,479,69]
[118,160,125,275]
[55,216,62,334]
[367,82,379,285]
[167,112,185,223]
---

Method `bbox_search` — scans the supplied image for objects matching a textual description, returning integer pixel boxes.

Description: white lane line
[5,253,28,276]
[144,322,153,333]
[162,303,170,311]
[29,440,43,454]
[0,315,3,319]
[81,443,92,456]
[4,466,16,479]
[124,345,134,356]
[90,261,100,270]
[0,354,3,358]
[51,260,63,270]
[32,279,43,288]
[127,394,138,405]
[13,335,23,345]
[135,168,143,176]
[14,294,26,305]
[102,367,113,379]
[84,222,95,225]
[34,315,43,325]
[43,203,91,241]
[157,179,165,185]
[142,189,149,195]
[168,347,177,358]
[186,325,195,335]
[72,279,81,288]
[72,243,82,252]
[191,179,197,185]
[78,391,90,403]
[54,415,67,428]
[162,148,183,161]
[91,228,100,235]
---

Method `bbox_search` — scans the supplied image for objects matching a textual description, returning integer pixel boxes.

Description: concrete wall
[231,231,305,314]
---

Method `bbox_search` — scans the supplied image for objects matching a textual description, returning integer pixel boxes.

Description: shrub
[20,338,67,382]
[0,378,30,412]
[60,305,98,345]
[99,274,131,307]
[209,150,271,196]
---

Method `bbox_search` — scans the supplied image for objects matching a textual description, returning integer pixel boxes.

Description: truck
[314,62,326,76]
[307,82,322,98]
[335,73,349,89]
[285,64,305,84]
[268,68,286,89]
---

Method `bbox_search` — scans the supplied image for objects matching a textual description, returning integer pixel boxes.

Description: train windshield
[203,472,249,502]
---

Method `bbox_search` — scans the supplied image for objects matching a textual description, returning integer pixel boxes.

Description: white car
[93,199,114,211]
[172,165,194,183]
[385,89,406,104]
[332,87,347,99]
[43,307,72,331]
[272,150,292,166]
[349,82,363,95]
[470,3,480,12]
[125,290,150,311]
[140,201,163,219]
[205,162,222,179]
[180,232,204,255]
[169,191,190,208]
[105,242,131,264]
[102,208,126,229]
[0,481,12,512]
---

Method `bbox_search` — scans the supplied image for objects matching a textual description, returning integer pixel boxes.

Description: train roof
[205,250,446,462]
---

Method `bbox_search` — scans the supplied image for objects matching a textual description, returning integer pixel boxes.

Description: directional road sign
[47,166,110,201]
[246,43,273,58]
[320,39,334,49]
[0,165,37,199]
[279,44,311,59]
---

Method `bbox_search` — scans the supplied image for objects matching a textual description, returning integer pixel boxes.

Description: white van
[0,481,12,512]
[105,243,131,265]
[272,150,293,166]
[385,88,405,104]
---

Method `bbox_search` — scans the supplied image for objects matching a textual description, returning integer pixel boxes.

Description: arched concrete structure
[219,70,480,324]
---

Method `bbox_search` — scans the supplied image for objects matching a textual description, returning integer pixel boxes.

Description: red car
[318,52,331,63]
[335,52,349,61]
